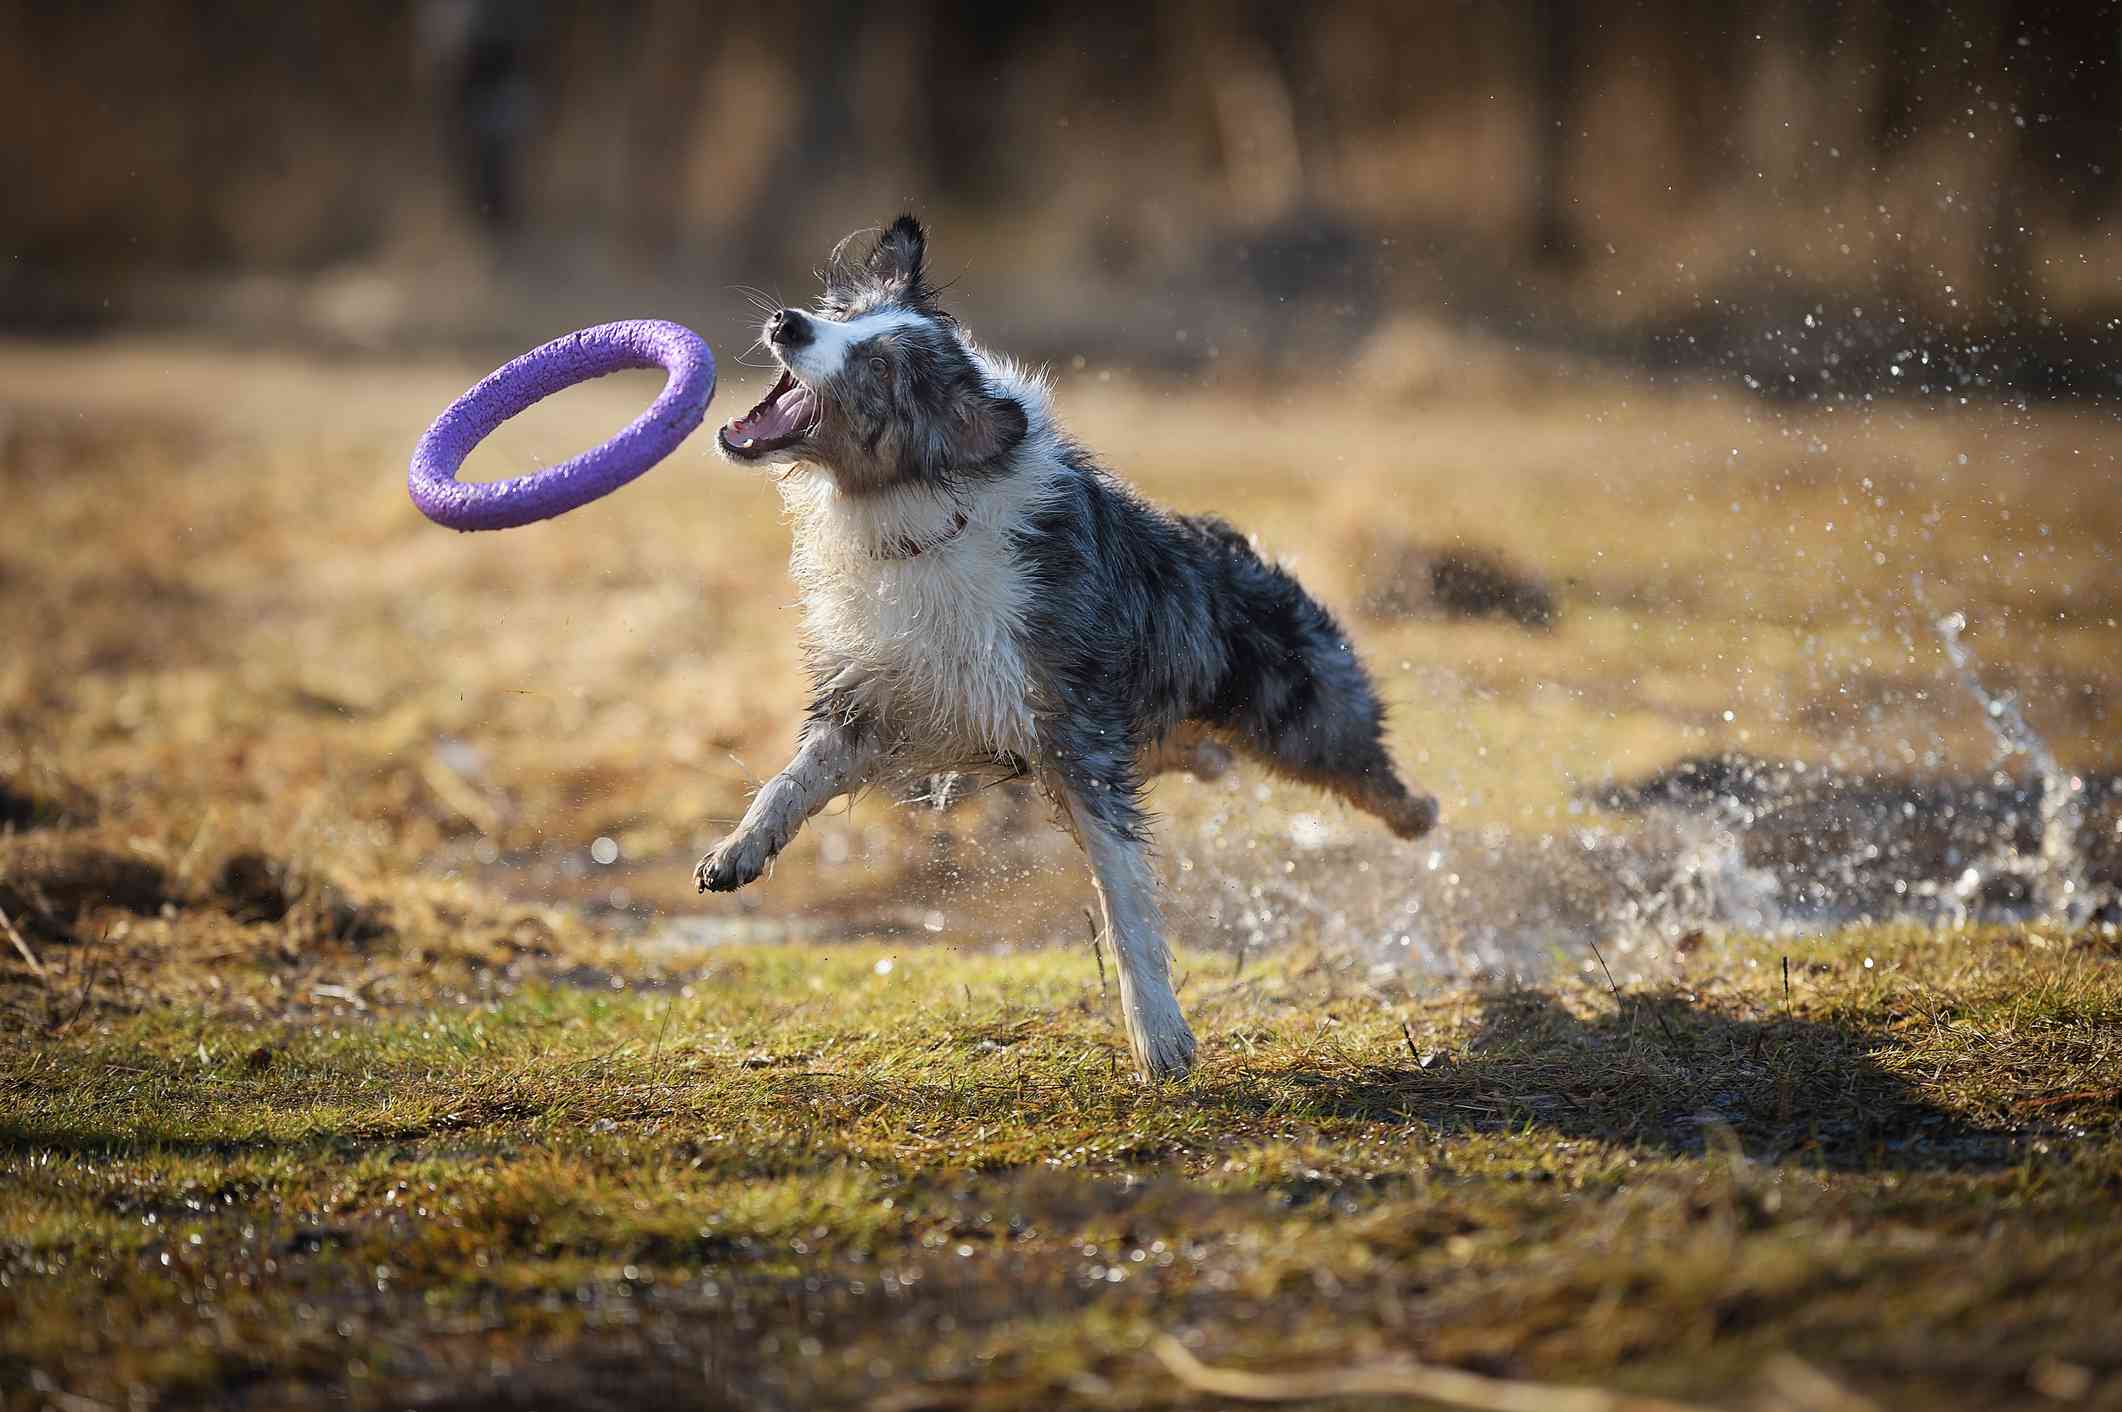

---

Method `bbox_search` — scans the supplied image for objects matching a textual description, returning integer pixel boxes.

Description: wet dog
[702,215,1436,1079]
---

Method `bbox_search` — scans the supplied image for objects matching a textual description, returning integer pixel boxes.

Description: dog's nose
[767,308,812,350]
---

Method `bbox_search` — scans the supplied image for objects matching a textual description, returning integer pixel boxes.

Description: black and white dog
[700,215,1437,1080]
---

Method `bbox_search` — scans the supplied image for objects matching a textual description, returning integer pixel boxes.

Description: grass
[2,334,2120,1407]
[4,929,2120,1409]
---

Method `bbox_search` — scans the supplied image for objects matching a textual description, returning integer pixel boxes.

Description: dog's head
[718,215,1028,494]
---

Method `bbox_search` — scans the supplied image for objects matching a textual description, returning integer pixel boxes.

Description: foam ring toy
[408,319,716,532]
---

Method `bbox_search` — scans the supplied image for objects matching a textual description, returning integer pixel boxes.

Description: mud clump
[214,851,296,923]
[0,839,393,951]
[0,771,94,832]
[0,783,66,832]
[1360,541,1557,629]
[0,843,175,928]
[1587,753,1812,812]
[1430,550,1559,627]
[212,851,393,946]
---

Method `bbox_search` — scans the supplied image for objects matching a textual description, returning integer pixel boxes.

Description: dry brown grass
[2,335,2120,1409]
[2,333,2116,958]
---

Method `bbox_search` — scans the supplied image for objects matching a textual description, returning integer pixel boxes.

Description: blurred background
[2,2,2118,992]
[9,0,2122,388]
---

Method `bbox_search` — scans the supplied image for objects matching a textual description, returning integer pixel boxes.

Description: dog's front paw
[1138,1023,1197,1083]
[694,833,773,893]
[1126,1004,1198,1083]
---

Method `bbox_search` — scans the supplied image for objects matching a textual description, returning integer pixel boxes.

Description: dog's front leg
[696,716,879,893]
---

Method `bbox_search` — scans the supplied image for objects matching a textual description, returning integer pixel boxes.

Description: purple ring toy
[408,320,716,532]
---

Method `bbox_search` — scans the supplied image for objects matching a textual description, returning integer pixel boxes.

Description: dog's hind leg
[1254,729,1439,840]
[696,713,881,892]
[1215,620,1438,841]
[1044,758,1196,1082]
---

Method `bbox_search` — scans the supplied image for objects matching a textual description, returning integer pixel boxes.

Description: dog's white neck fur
[778,349,1064,763]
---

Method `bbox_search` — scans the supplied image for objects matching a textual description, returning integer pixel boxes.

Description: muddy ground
[2,336,2119,1409]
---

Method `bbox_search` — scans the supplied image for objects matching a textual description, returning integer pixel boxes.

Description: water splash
[1166,804,1790,985]
[1597,809,1783,946]
[1933,606,2096,926]
[1149,595,2111,982]
[626,594,2110,978]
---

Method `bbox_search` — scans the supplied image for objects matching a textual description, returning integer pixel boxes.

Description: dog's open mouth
[719,370,818,458]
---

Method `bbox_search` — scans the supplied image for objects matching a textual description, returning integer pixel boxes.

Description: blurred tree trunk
[735,0,864,270]
[1530,0,1581,266]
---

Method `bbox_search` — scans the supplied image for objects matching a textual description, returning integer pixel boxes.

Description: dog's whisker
[729,284,785,317]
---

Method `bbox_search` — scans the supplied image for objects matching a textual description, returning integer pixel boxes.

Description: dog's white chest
[795,529,1038,759]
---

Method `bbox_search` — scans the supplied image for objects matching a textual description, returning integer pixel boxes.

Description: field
[3,333,2120,1410]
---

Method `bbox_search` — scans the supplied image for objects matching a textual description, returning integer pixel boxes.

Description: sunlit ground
[2,336,2115,966]
[3,336,2119,1408]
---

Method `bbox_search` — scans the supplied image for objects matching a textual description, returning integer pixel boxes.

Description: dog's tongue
[726,373,815,447]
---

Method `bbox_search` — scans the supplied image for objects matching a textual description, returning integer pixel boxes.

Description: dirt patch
[1358,539,1558,628]
[0,764,95,834]
[0,837,394,957]
[211,850,394,946]
[0,841,175,935]
[0,783,72,833]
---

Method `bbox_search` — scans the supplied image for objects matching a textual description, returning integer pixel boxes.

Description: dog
[700,215,1437,1080]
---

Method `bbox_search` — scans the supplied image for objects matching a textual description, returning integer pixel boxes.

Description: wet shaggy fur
[701,215,1436,1080]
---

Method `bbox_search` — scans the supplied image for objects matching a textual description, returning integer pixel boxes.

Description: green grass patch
[4,928,2119,1409]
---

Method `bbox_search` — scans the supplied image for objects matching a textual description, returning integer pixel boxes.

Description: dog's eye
[868,355,888,376]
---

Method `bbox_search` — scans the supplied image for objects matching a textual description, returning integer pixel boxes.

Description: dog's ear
[867,214,929,299]
[926,388,1027,476]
